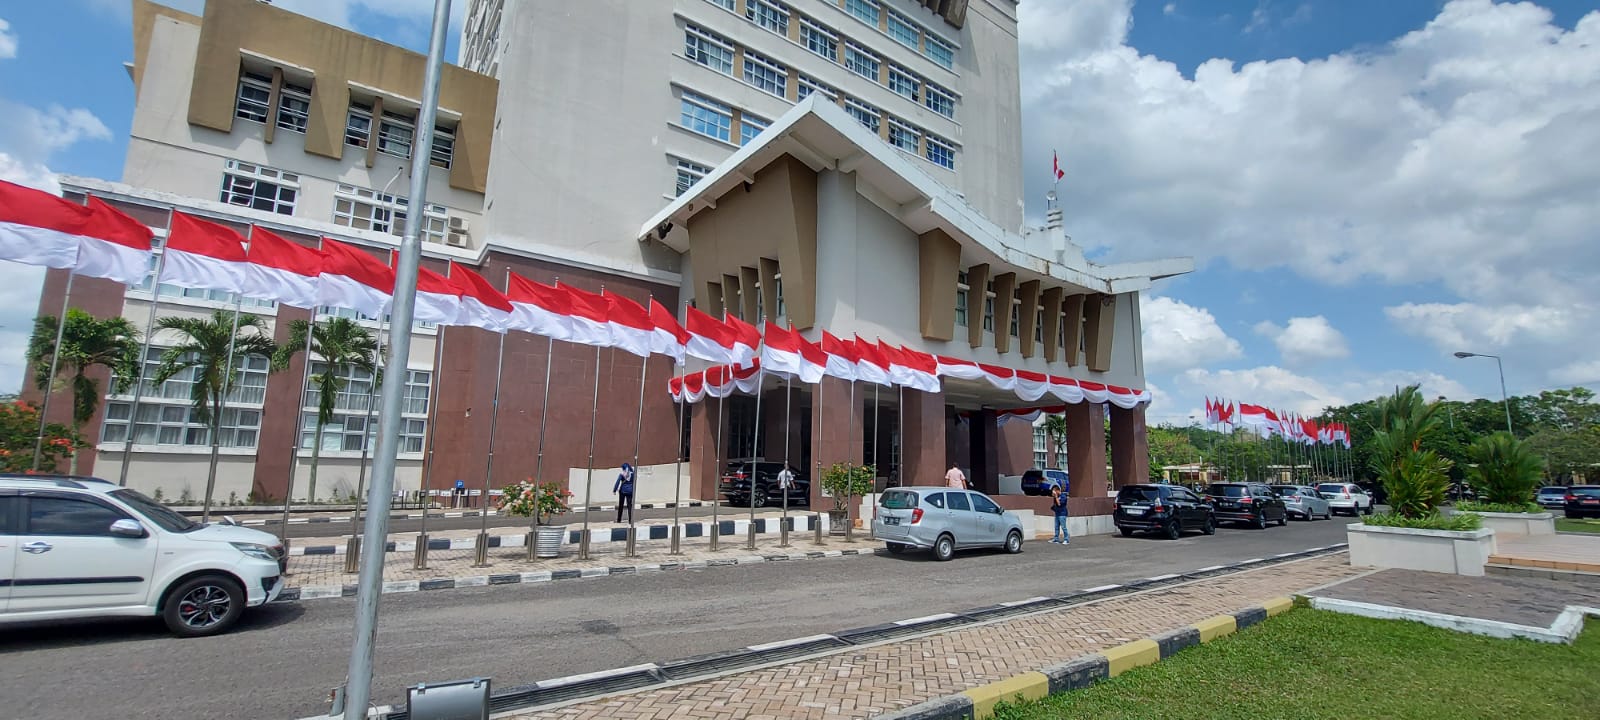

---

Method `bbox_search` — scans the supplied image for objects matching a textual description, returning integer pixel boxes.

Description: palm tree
[1042,414,1067,468]
[27,308,142,473]
[1466,432,1543,506]
[1367,385,1452,519]
[271,317,380,503]
[151,310,277,513]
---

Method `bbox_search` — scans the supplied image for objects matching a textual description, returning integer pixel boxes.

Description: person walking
[614,462,637,524]
[1050,485,1071,544]
[945,463,967,489]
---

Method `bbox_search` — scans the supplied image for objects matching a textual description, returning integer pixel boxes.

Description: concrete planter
[1458,511,1556,537]
[1347,523,1498,576]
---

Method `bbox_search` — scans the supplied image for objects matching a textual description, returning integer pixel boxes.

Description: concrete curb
[286,514,826,555]
[278,544,877,602]
[237,501,725,526]
[1307,597,1600,644]
[875,596,1298,720]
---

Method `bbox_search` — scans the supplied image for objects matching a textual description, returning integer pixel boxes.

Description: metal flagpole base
[709,525,720,552]
[669,524,682,554]
[813,514,824,545]
[779,517,790,548]
[625,527,637,557]
[414,534,429,570]
[525,530,536,561]
[578,531,591,560]
[746,523,757,550]
[343,537,361,573]
[472,531,489,567]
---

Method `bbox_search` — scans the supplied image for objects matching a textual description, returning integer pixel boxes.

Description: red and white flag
[317,239,394,318]
[796,337,828,384]
[724,313,761,367]
[684,306,736,365]
[0,181,152,278]
[1052,150,1065,182]
[161,212,249,294]
[395,252,461,327]
[759,322,803,377]
[241,228,323,308]
[853,335,892,387]
[448,262,514,333]
[819,331,858,381]
[648,298,688,361]
[74,197,156,286]
[1238,403,1268,427]
[505,273,572,342]
[561,284,613,347]
[604,292,655,358]
[895,345,941,393]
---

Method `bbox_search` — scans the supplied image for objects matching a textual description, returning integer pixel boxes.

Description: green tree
[1466,432,1543,505]
[270,317,380,502]
[1211,432,1270,482]
[1041,414,1067,468]
[0,401,82,472]
[1148,425,1202,480]
[1368,386,1452,519]
[1524,426,1600,483]
[151,310,277,511]
[26,308,141,472]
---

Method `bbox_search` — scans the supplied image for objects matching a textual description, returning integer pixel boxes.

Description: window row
[679,88,955,170]
[131,253,277,311]
[110,347,272,406]
[954,271,1092,348]
[707,0,956,72]
[233,68,456,169]
[215,160,456,246]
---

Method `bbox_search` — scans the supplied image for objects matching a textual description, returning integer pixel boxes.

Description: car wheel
[1254,513,1268,530]
[1362,503,1374,516]
[886,542,907,554]
[1165,520,1182,540]
[1278,513,1289,527]
[751,486,768,508]
[1005,530,1023,554]
[162,574,245,638]
[933,534,955,561]
[1202,515,1216,535]
[1119,527,1135,537]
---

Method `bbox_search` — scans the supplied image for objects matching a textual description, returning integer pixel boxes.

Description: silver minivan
[873,486,1026,561]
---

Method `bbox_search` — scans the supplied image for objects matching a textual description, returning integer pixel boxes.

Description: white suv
[1316,482,1374,516]
[0,475,286,637]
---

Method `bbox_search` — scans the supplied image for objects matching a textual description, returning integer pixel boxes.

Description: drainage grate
[488,667,663,713]
[836,614,974,645]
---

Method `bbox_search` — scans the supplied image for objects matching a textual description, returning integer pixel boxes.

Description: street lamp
[1453,351,1514,435]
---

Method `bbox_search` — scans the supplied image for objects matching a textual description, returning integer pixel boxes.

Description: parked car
[1207,482,1289,529]
[1114,483,1216,539]
[1272,485,1332,521]
[719,460,810,507]
[1020,468,1069,496]
[1536,486,1569,509]
[1317,482,1374,516]
[1564,485,1600,519]
[872,487,1025,561]
[0,474,286,637]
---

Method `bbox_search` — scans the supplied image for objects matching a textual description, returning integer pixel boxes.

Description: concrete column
[900,390,946,486]
[809,376,863,508]
[1109,404,1150,489]
[968,409,999,494]
[814,170,857,330]
[690,398,726,502]
[761,387,803,468]
[1063,402,1107,498]
[252,303,312,502]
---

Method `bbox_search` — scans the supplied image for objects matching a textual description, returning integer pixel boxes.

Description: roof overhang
[637,95,1193,296]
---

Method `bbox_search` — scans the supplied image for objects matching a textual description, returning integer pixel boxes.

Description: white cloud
[1178,366,1470,416]
[1163,3,1178,17]
[1253,315,1350,366]
[1551,360,1600,386]
[1140,295,1243,373]
[0,18,18,59]
[1385,302,1584,352]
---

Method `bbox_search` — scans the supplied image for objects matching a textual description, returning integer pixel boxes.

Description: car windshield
[1208,485,1248,497]
[1117,486,1162,503]
[1317,484,1345,494]
[1573,487,1600,498]
[1540,487,1565,494]
[881,490,918,509]
[1275,487,1301,496]
[111,488,201,533]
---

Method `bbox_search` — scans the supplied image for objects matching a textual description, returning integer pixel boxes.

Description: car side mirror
[109,519,147,538]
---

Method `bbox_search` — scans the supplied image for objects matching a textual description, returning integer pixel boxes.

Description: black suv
[1206,482,1288,529]
[720,461,809,508]
[1114,484,1216,539]
[1564,485,1600,519]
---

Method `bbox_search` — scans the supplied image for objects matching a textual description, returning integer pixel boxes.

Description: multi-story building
[27,0,1190,514]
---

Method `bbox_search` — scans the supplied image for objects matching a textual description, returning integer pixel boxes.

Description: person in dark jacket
[1050,485,1070,544]
[614,463,636,524]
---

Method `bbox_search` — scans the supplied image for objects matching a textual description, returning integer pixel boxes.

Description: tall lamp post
[1453,351,1513,435]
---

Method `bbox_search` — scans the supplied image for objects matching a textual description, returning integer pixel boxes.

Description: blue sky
[1,0,1598,425]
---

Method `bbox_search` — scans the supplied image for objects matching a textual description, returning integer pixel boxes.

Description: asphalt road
[265,504,761,539]
[0,516,1359,720]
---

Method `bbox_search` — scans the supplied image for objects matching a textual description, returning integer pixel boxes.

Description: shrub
[497,479,572,524]
[1364,512,1482,531]
[1466,432,1543,506]
[820,463,875,512]
[1456,500,1543,514]
[1368,386,1452,519]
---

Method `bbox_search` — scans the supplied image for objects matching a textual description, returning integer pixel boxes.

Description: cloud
[1253,315,1350,366]
[1384,301,1588,352]
[1178,366,1470,416]
[0,18,17,59]
[1140,295,1243,373]
[1551,360,1600,386]
[1163,3,1177,17]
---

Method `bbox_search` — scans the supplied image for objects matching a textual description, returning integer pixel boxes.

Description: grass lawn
[1556,517,1600,534]
[993,608,1599,720]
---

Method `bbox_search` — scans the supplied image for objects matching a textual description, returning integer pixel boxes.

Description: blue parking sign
[455,480,466,490]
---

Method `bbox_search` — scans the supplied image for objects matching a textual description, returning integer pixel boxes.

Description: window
[888,117,919,154]
[1009,293,1020,337]
[346,104,373,147]
[888,65,919,101]
[797,73,836,103]
[276,82,311,133]
[925,492,947,509]
[972,494,1001,515]
[301,367,429,453]
[924,34,955,69]
[675,158,711,197]
[680,91,732,143]
[955,270,969,327]
[742,51,787,97]
[844,97,880,134]
[800,18,837,61]
[404,370,432,415]
[101,402,262,448]
[886,10,919,49]
[844,41,880,81]
[845,0,880,26]
[25,497,127,536]
[746,0,788,35]
[219,160,298,215]
[234,71,272,123]
[684,24,735,75]
[705,0,734,9]
[333,184,405,234]
[430,124,455,169]
[230,354,270,404]
[946,491,971,512]
[740,113,769,146]
[925,134,955,169]
[1035,309,1044,343]
[377,111,415,158]
[924,83,955,119]
[983,281,995,332]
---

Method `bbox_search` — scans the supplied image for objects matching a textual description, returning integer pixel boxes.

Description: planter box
[1347,523,1498,576]
[1462,511,1556,537]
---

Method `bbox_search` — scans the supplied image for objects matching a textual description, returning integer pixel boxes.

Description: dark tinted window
[1317,484,1346,494]
[972,494,1001,514]
[111,489,199,533]
[924,492,946,509]
[1539,487,1565,494]
[947,492,971,512]
[1572,487,1600,498]
[1274,487,1301,496]
[880,490,919,509]
[1117,486,1162,502]
[1208,484,1249,497]
[1169,489,1199,503]
[26,496,129,536]
[0,495,17,535]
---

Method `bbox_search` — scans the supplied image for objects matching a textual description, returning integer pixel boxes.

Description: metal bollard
[472,531,489,567]
[414,534,429,570]
[779,517,790,547]
[669,524,682,554]
[578,530,590,560]
[813,514,824,545]
[710,524,720,552]
[525,531,536,561]
[343,536,361,573]
[625,527,637,557]
[746,522,757,550]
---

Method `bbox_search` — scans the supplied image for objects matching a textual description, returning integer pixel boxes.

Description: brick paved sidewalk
[501,554,1362,720]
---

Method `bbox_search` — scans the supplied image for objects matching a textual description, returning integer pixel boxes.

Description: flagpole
[779,362,792,548]
[202,225,251,523]
[526,331,555,560]
[279,311,317,552]
[473,323,508,567]
[413,321,448,570]
[669,342,687,555]
[627,296,650,556]
[578,342,602,561]
[115,242,172,485]
[746,320,765,551]
[711,374,725,552]
[344,310,387,573]
[812,364,825,545]
[845,376,855,543]
[31,273,75,472]
[870,382,880,528]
